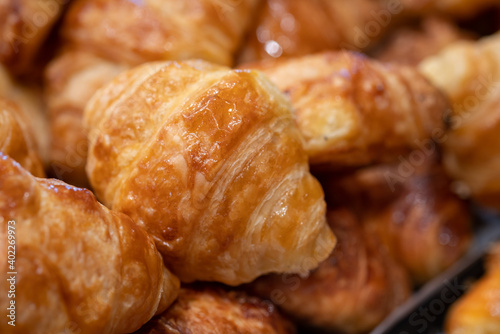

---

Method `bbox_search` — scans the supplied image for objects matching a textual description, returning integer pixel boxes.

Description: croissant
[0,0,67,74]
[0,64,48,165]
[46,0,259,186]
[237,0,393,64]
[84,60,336,285]
[243,51,449,170]
[248,208,411,334]
[45,49,126,187]
[420,32,500,209]
[0,97,44,177]
[372,16,469,66]
[321,153,472,284]
[135,286,296,334]
[445,243,500,333]
[0,153,180,334]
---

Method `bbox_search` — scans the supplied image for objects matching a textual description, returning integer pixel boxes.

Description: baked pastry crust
[322,154,472,284]
[62,0,258,67]
[45,49,126,187]
[0,97,44,177]
[420,32,500,209]
[135,286,296,334]
[244,51,449,170]
[0,153,179,334]
[249,208,411,333]
[85,60,336,285]
[0,0,65,74]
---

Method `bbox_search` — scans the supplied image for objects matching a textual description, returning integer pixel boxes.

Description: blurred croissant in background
[45,0,259,187]
[248,208,411,334]
[420,32,500,210]
[321,153,472,284]
[135,286,296,334]
[84,60,336,285]
[0,153,180,334]
[445,243,500,333]
[242,51,449,171]
[0,64,48,175]
[0,0,67,75]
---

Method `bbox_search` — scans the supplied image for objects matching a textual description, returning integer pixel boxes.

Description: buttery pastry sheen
[85,60,336,285]
[322,154,472,284]
[135,286,296,334]
[249,208,411,334]
[244,52,449,170]
[0,153,180,334]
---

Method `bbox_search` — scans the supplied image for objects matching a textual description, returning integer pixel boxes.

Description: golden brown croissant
[46,0,259,186]
[372,16,469,66]
[248,208,411,334]
[445,244,500,334]
[62,0,258,67]
[0,64,48,164]
[321,154,472,284]
[0,0,66,74]
[84,60,336,285]
[243,51,449,170]
[420,32,500,209]
[237,0,394,64]
[45,49,126,187]
[135,286,296,334]
[0,97,44,177]
[0,153,180,334]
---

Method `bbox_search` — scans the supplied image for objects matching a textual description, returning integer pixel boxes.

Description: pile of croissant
[2,0,500,333]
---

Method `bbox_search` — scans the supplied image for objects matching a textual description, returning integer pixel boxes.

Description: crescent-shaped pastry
[321,154,472,283]
[62,0,258,67]
[135,286,296,334]
[420,32,500,209]
[45,0,259,186]
[0,0,66,74]
[0,153,180,334]
[243,51,449,170]
[84,60,336,285]
[248,208,411,333]
[445,243,500,333]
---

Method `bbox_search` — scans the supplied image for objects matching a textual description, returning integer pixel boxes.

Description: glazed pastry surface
[0,153,180,334]
[245,51,448,169]
[85,60,336,285]
[135,286,296,334]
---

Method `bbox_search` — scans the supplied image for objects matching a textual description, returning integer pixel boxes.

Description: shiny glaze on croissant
[445,244,500,333]
[321,154,472,284]
[0,153,180,334]
[0,97,44,177]
[85,60,336,285]
[244,51,449,170]
[248,208,411,334]
[420,32,500,209]
[46,0,258,186]
[45,49,126,187]
[135,286,296,334]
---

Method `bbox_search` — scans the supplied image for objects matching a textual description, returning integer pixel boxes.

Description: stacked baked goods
[1,0,500,333]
